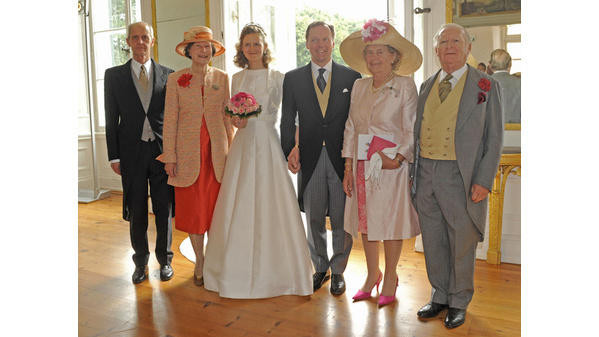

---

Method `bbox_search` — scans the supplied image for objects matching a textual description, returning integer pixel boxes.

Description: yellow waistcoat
[419,71,468,160]
[312,71,331,117]
[312,71,331,145]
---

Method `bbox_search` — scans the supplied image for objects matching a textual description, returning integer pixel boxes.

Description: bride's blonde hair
[233,23,273,68]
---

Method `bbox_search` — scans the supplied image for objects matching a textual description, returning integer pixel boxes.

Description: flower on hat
[361,19,388,43]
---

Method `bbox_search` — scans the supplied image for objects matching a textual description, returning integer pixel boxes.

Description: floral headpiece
[361,19,388,43]
[242,22,267,37]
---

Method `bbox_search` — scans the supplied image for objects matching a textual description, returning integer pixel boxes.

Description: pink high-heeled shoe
[352,271,383,301]
[378,277,399,307]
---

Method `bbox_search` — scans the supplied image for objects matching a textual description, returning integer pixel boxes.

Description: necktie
[438,73,453,103]
[139,64,149,91]
[317,68,326,93]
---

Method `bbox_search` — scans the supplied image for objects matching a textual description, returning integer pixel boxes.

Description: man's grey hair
[489,48,512,71]
[127,21,154,39]
[433,23,471,48]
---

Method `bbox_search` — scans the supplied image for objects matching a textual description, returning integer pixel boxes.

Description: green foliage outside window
[295,7,363,68]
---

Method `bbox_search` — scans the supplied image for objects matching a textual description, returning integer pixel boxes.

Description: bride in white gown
[203,24,313,298]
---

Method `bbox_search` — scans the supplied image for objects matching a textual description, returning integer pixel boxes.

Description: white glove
[365,146,397,189]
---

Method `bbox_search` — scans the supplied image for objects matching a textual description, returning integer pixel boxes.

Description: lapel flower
[212,84,220,90]
[478,78,491,92]
[477,92,487,104]
[177,73,192,88]
[477,78,490,104]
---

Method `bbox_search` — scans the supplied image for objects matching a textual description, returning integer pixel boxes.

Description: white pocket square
[342,88,349,93]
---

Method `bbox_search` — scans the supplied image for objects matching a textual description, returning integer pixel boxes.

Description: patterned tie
[438,73,453,102]
[317,68,326,93]
[139,64,149,91]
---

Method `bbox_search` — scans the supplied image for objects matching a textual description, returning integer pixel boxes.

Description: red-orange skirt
[174,116,220,235]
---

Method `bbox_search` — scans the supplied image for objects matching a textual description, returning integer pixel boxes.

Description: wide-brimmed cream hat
[175,26,225,57]
[340,20,422,76]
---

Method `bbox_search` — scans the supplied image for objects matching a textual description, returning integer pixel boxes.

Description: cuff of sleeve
[397,147,413,163]
[156,153,175,164]
[109,159,120,163]
[473,179,492,191]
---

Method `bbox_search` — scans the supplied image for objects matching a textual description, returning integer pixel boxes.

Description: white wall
[154,0,207,71]
[467,25,502,68]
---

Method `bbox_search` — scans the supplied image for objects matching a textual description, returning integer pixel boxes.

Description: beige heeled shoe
[193,272,204,287]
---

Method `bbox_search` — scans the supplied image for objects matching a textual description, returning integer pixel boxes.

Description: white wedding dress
[203,68,313,298]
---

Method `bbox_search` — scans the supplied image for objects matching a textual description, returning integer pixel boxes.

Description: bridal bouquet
[225,92,262,118]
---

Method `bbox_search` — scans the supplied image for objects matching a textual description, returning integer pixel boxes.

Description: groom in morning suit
[281,21,361,295]
[411,23,503,329]
[105,22,175,284]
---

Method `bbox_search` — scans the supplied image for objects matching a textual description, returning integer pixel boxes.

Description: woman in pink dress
[339,20,422,306]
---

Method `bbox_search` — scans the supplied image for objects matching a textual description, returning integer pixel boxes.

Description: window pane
[506,24,521,36]
[510,59,521,76]
[92,0,127,32]
[130,0,142,23]
[506,42,521,60]
[96,79,106,128]
[93,29,129,79]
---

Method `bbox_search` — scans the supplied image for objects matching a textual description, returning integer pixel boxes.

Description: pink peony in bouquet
[225,92,262,118]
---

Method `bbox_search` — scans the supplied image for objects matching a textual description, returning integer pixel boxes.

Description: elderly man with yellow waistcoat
[410,23,503,329]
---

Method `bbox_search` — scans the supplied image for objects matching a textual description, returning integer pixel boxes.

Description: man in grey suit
[281,21,360,295]
[411,23,503,329]
[489,48,521,123]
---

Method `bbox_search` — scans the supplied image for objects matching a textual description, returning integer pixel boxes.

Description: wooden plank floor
[79,194,520,337]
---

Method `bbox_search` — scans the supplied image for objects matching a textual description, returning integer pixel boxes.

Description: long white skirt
[203,119,313,298]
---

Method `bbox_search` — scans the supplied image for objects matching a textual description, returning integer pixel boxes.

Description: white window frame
[88,0,140,132]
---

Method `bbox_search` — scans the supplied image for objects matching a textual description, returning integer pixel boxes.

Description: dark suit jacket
[104,59,174,220]
[411,65,503,239]
[281,62,361,210]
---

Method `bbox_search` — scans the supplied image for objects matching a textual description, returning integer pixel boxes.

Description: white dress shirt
[439,64,468,89]
[131,58,153,81]
[110,59,154,164]
[311,59,332,83]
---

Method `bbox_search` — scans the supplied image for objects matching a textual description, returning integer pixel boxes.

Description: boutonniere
[211,84,220,90]
[477,78,491,104]
[342,88,349,93]
[177,73,192,88]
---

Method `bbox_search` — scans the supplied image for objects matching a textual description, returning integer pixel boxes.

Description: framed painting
[446,0,521,27]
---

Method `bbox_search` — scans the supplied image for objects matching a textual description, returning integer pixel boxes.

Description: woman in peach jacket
[157,26,234,286]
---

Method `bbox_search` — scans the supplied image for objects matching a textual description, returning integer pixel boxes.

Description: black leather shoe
[330,274,346,296]
[313,272,330,291]
[160,264,174,281]
[444,308,466,329]
[132,265,148,284]
[417,302,448,319]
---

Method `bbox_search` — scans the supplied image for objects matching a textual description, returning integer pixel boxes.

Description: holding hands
[287,146,300,174]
